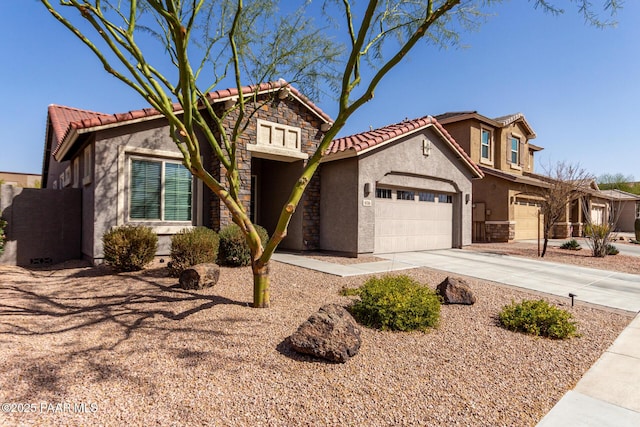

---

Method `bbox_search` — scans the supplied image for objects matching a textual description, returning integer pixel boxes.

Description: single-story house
[600,189,640,232]
[32,82,482,265]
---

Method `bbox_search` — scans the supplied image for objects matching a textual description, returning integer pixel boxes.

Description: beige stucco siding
[91,119,188,260]
[319,157,359,254]
[356,126,475,253]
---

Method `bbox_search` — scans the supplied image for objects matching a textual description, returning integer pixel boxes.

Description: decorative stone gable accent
[208,95,324,251]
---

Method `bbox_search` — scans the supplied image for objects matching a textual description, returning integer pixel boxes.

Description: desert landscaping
[0,244,634,426]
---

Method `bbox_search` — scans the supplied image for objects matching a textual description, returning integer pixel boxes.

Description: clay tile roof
[327,115,483,177]
[50,80,333,159]
[493,112,525,126]
[47,104,111,148]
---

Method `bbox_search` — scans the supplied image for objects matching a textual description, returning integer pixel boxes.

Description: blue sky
[1,1,638,180]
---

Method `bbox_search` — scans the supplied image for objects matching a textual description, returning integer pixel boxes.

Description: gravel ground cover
[0,261,632,427]
[467,242,640,275]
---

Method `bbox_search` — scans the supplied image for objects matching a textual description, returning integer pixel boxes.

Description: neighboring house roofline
[435,111,537,139]
[528,143,544,152]
[483,166,550,188]
[51,80,333,162]
[324,115,484,179]
[600,189,640,200]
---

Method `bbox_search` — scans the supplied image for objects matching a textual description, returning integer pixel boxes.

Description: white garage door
[374,188,453,253]
[514,199,543,240]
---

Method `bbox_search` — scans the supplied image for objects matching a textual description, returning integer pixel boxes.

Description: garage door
[374,188,453,253]
[514,199,542,240]
[591,205,605,225]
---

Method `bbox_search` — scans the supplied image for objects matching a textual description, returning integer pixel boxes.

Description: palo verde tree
[41,1,621,307]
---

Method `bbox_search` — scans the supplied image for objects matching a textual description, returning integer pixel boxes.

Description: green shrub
[498,299,577,339]
[349,275,441,332]
[168,227,220,276]
[218,224,269,267]
[560,239,581,250]
[103,225,158,272]
[0,218,6,256]
[606,244,619,255]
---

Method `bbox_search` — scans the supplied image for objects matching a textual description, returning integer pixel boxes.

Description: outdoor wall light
[364,182,371,197]
[320,122,333,132]
[278,87,291,99]
[465,193,470,204]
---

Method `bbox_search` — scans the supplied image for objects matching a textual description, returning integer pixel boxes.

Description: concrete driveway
[378,249,640,313]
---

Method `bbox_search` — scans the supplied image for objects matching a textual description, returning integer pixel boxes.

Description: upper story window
[510,136,520,164]
[481,129,491,160]
[130,158,192,221]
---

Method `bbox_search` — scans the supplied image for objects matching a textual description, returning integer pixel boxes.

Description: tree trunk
[252,261,270,308]
[541,238,549,258]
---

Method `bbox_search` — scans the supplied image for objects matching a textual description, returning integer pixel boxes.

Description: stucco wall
[355,126,476,253]
[473,174,510,222]
[90,118,188,261]
[319,157,359,254]
[0,185,81,266]
[615,200,638,232]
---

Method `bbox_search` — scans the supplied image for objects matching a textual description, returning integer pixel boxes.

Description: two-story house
[436,111,547,242]
[437,111,614,242]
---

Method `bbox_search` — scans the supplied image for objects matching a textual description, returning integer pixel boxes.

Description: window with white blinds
[130,159,192,221]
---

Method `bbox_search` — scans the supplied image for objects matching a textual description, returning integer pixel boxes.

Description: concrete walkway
[272,249,640,426]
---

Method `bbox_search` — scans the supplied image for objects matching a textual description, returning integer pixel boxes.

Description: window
[438,194,453,203]
[510,137,520,164]
[130,159,192,221]
[82,145,92,185]
[418,192,435,202]
[376,188,392,199]
[481,129,491,160]
[73,158,80,188]
[396,190,415,201]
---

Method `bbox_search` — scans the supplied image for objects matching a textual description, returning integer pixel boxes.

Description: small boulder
[437,276,476,305]
[178,263,220,290]
[288,304,361,363]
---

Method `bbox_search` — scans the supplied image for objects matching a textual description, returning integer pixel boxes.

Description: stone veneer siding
[208,94,324,250]
[485,222,515,242]
[552,223,572,239]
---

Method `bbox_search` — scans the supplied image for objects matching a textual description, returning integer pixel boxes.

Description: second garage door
[514,199,543,240]
[374,188,453,253]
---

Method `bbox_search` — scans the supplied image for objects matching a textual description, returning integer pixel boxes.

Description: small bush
[498,299,577,339]
[606,244,619,255]
[168,227,220,276]
[103,225,158,272]
[560,239,581,251]
[218,224,269,267]
[0,218,6,256]
[349,275,441,332]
